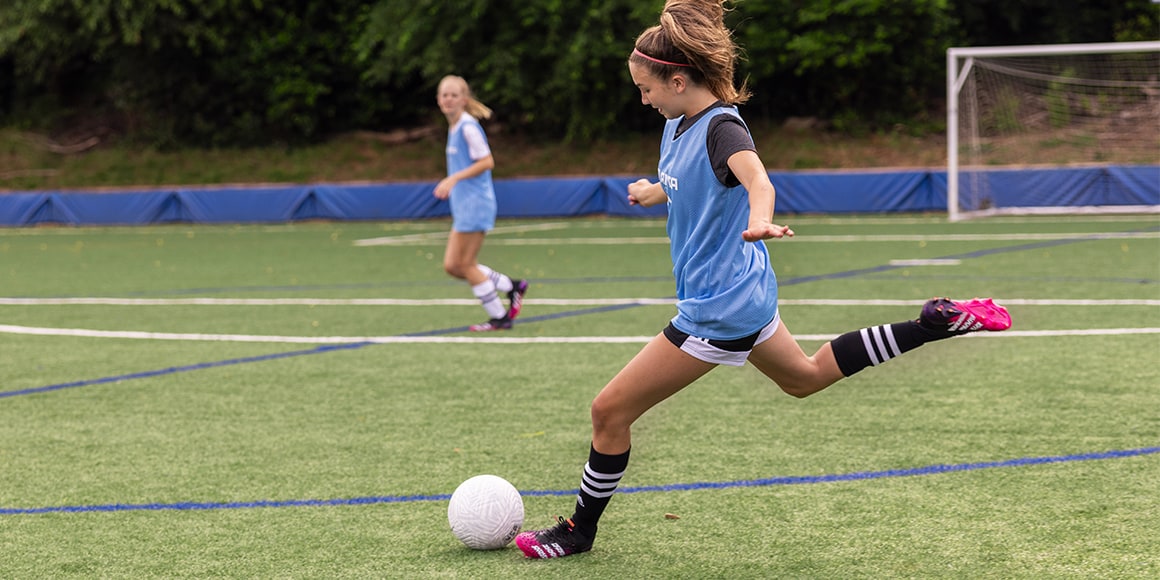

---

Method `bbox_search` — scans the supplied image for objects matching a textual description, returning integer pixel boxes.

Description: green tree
[2,0,1153,146]
[356,0,664,141]
[0,0,379,145]
[733,0,957,128]
[950,0,1160,46]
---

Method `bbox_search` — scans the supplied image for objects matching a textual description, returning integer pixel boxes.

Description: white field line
[2,298,1158,307]
[1,324,1158,344]
[352,222,571,246]
[352,231,1160,246]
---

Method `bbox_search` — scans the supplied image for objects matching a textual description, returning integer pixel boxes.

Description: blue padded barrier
[1109,166,1160,205]
[768,169,943,214]
[309,183,448,221]
[494,177,607,217]
[1,166,1155,227]
[602,177,668,217]
[957,166,1160,210]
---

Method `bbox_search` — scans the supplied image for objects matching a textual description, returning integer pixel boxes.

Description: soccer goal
[946,41,1160,221]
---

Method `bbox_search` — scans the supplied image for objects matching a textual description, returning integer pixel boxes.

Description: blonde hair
[629,0,750,105]
[438,75,493,120]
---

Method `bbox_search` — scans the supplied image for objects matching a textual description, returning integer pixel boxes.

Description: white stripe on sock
[859,328,881,366]
[471,280,507,319]
[882,324,902,358]
[870,326,890,363]
[584,463,626,481]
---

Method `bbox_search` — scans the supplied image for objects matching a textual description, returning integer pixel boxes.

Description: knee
[589,396,624,435]
[770,372,835,399]
[777,381,819,399]
[754,356,842,399]
[443,260,466,279]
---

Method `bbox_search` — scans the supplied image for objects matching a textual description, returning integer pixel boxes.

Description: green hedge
[1,0,1155,145]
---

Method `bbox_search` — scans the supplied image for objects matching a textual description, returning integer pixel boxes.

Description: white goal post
[946,41,1160,221]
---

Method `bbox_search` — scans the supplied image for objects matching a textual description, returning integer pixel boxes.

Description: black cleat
[515,516,594,559]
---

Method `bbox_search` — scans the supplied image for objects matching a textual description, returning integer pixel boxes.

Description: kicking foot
[919,297,1011,335]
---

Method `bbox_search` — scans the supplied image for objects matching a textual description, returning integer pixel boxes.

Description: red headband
[632,48,691,68]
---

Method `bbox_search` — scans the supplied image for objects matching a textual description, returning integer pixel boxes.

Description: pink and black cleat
[919,297,1012,335]
[507,279,530,320]
[469,316,512,332]
[515,516,593,559]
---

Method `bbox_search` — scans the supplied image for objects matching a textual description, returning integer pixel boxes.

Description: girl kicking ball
[515,0,1010,559]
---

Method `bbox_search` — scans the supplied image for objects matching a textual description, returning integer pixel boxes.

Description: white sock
[477,264,514,293]
[471,280,508,319]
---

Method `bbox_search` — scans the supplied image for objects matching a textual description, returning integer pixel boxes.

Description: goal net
[946,41,1160,221]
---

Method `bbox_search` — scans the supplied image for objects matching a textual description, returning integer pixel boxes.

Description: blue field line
[1,230,1151,400]
[0,342,373,399]
[776,233,1148,286]
[1,446,1156,516]
[401,303,649,337]
[0,305,651,399]
[35,225,1160,300]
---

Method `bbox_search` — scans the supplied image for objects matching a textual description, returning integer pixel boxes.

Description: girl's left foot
[515,516,594,559]
[469,316,512,331]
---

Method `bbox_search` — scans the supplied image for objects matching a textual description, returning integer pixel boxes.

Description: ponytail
[629,0,750,105]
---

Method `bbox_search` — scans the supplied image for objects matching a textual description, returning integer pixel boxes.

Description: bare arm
[727,150,794,242]
[434,155,495,199]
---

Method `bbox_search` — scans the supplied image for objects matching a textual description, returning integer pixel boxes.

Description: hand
[433,177,455,200]
[742,221,794,242]
[626,178,652,206]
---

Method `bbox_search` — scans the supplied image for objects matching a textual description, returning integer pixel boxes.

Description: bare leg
[589,333,717,454]
[747,319,845,398]
[443,230,487,285]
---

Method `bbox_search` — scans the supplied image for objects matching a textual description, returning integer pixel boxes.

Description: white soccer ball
[447,474,525,550]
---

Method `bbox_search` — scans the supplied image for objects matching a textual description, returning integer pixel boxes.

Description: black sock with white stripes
[570,444,630,537]
[830,320,950,377]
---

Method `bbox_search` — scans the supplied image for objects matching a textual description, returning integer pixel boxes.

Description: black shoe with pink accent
[507,279,529,320]
[515,516,593,559]
[919,297,1012,336]
[469,316,512,332]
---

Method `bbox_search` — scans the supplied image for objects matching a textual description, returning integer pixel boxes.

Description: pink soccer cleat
[919,297,1012,335]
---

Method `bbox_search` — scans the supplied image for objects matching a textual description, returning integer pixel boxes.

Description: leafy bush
[0,0,1153,146]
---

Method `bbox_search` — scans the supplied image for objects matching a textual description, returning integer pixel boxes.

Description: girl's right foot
[919,297,1011,335]
[507,279,530,320]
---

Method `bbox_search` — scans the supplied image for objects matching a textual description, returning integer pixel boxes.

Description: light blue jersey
[659,107,778,340]
[446,113,496,232]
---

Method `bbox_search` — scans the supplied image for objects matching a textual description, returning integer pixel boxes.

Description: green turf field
[1,214,1158,578]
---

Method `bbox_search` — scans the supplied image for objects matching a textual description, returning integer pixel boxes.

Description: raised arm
[727,150,794,242]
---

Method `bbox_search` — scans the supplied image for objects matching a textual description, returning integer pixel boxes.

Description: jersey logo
[658,170,679,192]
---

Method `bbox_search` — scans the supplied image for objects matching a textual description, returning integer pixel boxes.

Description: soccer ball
[447,474,525,550]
